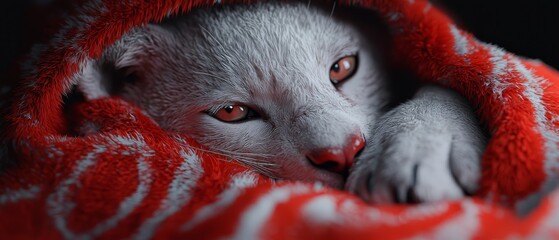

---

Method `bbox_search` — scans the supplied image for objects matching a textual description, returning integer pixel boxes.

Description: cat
[77,1,486,203]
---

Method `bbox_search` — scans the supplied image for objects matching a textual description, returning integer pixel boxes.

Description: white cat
[78,2,486,203]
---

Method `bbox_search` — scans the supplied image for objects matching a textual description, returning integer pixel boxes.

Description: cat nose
[306,134,365,173]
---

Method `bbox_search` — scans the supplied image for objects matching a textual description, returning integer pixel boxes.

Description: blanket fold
[2,0,559,238]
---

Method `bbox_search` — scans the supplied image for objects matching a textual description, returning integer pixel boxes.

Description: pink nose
[306,134,365,173]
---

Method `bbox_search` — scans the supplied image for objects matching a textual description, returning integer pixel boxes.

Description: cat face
[92,2,388,189]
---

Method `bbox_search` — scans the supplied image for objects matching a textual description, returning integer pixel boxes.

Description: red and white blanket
[2,0,559,239]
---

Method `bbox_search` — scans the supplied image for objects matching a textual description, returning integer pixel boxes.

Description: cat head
[78,2,389,188]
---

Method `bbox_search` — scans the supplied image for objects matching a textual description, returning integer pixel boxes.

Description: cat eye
[211,105,258,122]
[330,55,358,84]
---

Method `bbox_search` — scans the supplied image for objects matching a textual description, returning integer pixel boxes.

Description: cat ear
[77,24,170,100]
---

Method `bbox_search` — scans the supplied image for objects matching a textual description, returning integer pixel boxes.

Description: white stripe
[182,172,259,231]
[365,203,449,226]
[513,60,559,214]
[489,47,507,76]
[300,196,449,228]
[87,156,153,238]
[408,200,480,240]
[44,135,69,142]
[86,135,155,238]
[133,149,203,240]
[485,46,513,99]
[301,195,340,224]
[482,45,559,214]
[450,25,471,56]
[480,45,559,214]
[515,60,559,164]
[48,134,155,239]
[0,186,41,204]
[230,171,260,188]
[47,144,107,240]
[229,184,314,240]
[339,199,358,212]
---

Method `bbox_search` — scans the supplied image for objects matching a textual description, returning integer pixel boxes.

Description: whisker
[235,157,278,178]
[187,145,278,170]
[330,1,336,17]
[178,140,279,178]
[228,155,277,167]
[188,145,275,160]
[239,160,275,172]
[214,148,274,158]
[187,145,240,159]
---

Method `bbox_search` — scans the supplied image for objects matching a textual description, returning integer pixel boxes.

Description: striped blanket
[2,0,559,239]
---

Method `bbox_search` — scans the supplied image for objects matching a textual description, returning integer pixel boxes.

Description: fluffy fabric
[2,0,559,238]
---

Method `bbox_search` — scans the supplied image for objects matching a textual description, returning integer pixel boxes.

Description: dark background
[1,1,559,74]
[434,0,559,68]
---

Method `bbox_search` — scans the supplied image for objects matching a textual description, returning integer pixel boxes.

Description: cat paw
[346,130,482,203]
[345,86,486,203]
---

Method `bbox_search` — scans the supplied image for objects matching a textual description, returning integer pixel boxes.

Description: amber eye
[212,105,256,122]
[329,55,358,84]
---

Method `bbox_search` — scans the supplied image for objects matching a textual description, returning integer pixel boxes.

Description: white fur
[78,2,486,203]
[346,86,485,203]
